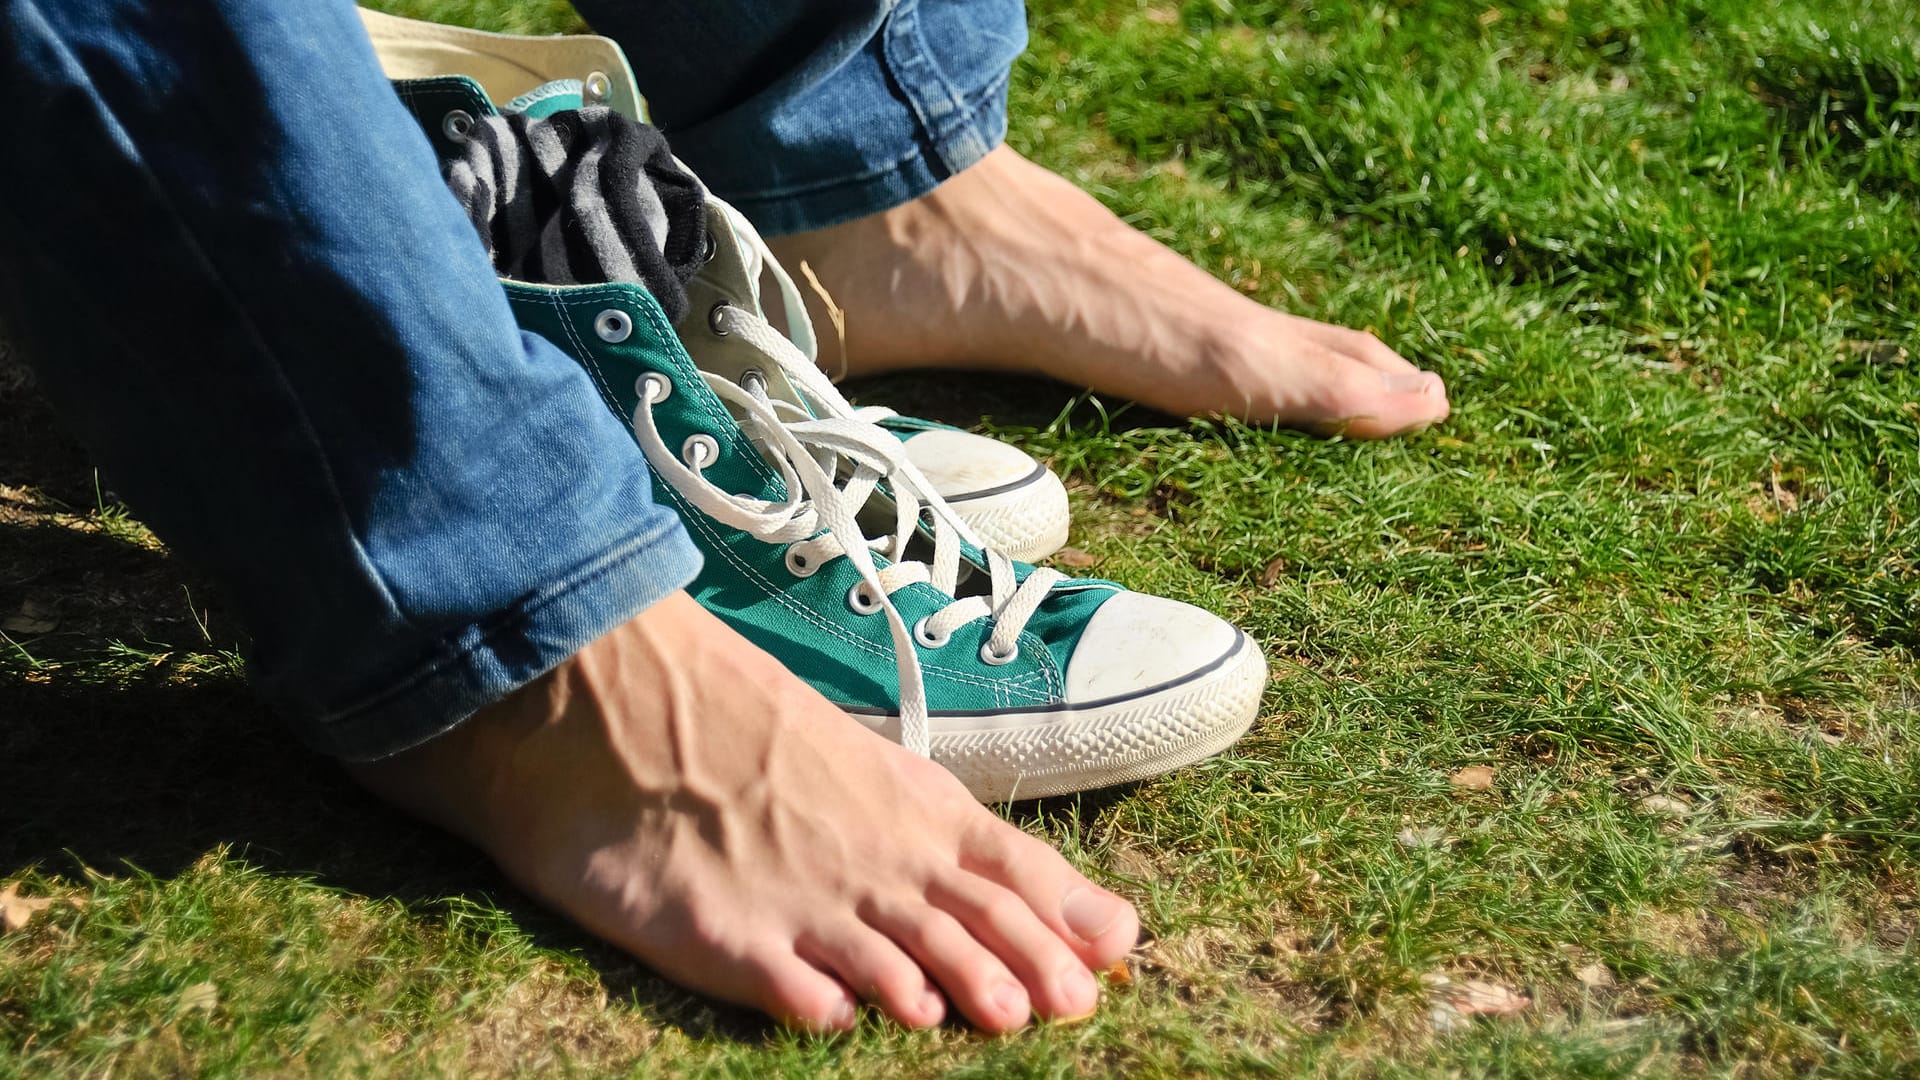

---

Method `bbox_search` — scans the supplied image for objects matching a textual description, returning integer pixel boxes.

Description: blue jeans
[0,0,1021,759]
[572,0,1027,235]
[0,0,701,759]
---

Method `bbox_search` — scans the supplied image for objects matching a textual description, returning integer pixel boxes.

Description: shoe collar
[360,6,648,121]
[686,198,822,374]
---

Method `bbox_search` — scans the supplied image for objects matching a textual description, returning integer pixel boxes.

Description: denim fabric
[571,0,1029,236]
[0,0,703,760]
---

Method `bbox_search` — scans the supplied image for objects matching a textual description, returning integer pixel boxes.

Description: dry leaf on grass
[1260,556,1288,588]
[1637,794,1693,818]
[1104,959,1134,987]
[0,882,82,934]
[1397,826,1448,850]
[2,598,56,636]
[1052,546,1100,569]
[1843,340,1909,364]
[177,981,220,1015]
[1422,973,1530,1031]
[1449,765,1495,791]
[1575,962,1615,989]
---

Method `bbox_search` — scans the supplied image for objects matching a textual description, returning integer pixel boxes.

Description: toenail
[1062,887,1121,944]
[1057,963,1098,1014]
[918,987,945,1020]
[1385,372,1433,394]
[993,980,1029,1022]
[825,996,857,1031]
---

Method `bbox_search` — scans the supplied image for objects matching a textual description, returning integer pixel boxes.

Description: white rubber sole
[854,630,1268,803]
[941,465,1071,564]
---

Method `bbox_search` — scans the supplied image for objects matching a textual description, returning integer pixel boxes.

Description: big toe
[1318,366,1449,438]
[960,823,1141,972]
[1060,884,1141,967]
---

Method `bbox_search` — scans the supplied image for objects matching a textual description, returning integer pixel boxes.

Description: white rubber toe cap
[901,429,1047,499]
[899,428,1070,561]
[1063,591,1244,703]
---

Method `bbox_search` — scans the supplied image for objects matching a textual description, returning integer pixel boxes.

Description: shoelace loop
[629,314,1063,755]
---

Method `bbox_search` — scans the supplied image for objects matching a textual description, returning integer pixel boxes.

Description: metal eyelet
[442,109,475,142]
[846,584,882,616]
[979,640,1019,666]
[681,433,720,468]
[635,373,672,403]
[583,70,612,105]
[784,547,816,578]
[708,303,733,337]
[700,228,718,265]
[740,368,767,395]
[594,308,633,343]
[913,618,951,649]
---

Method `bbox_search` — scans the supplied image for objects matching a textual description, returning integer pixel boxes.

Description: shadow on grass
[0,520,781,1039]
[842,369,1185,434]
[1,354,1159,1041]
[0,405,767,1042]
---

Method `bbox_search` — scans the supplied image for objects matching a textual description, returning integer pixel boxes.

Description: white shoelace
[628,219,1064,755]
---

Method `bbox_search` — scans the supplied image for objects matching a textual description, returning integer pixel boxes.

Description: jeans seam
[312,512,691,727]
[719,75,1006,214]
[718,2,1010,211]
[882,0,1008,174]
[707,142,934,205]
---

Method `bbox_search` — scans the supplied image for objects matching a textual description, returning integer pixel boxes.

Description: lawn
[3,0,1917,1075]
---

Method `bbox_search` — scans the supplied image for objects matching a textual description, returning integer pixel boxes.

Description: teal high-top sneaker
[363,8,1072,561]
[502,278,1267,801]
[680,196,1071,562]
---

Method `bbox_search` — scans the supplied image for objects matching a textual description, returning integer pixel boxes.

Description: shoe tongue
[690,200,831,424]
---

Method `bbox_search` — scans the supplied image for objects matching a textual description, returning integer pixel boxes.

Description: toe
[798,921,947,1028]
[866,900,1034,1032]
[1062,592,1240,702]
[1311,363,1450,439]
[1059,884,1141,968]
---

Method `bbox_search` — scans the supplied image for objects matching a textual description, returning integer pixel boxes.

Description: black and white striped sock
[444,107,708,322]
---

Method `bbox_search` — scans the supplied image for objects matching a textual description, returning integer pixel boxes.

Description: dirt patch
[453,966,658,1077]
[1618,905,1733,959]
[1140,923,1245,990]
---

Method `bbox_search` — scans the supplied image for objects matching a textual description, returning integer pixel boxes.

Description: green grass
[5,0,1919,1074]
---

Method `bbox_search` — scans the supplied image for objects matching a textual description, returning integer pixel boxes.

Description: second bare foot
[770,145,1450,438]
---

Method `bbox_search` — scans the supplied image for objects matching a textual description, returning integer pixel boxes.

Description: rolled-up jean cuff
[722,72,1010,236]
[301,514,703,762]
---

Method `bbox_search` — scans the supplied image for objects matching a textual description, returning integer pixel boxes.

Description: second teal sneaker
[681,195,1072,562]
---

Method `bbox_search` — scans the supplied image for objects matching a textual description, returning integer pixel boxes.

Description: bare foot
[350,592,1138,1033]
[769,145,1449,438]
